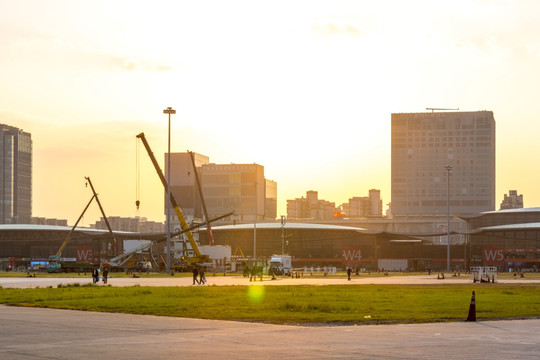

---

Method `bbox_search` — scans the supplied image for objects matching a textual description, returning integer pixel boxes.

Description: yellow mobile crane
[136,132,211,269]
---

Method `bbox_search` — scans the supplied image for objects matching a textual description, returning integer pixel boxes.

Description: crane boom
[85,177,118,256]
[188,150,215,246]
[55,194,96,257]
[136,132,205,259]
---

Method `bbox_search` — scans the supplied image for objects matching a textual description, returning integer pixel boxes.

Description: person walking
[102,268,109,284]
[192,267,199,285]
[92,268,98,284]
[199,268,206,285]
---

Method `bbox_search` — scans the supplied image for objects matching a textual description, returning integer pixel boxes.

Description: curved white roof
[460,207,540,219]
[205,222,367,232]
[477,222,540,232]
[0,224,139,236]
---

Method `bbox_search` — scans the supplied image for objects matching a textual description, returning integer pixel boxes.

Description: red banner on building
[483,246,504,266]
[342,247,362,265]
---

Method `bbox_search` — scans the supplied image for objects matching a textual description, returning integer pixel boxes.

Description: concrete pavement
[1,305,539,359]
[1,273,539,288]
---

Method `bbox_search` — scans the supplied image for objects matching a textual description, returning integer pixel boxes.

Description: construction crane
[188,150,215,246]
[102,211,233,269]
[85,177,118,257]
[46,177,116,272]
[136,132,212,268]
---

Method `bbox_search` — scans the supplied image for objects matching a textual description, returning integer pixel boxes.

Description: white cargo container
[269,255,292,275]
[200,245,232,270]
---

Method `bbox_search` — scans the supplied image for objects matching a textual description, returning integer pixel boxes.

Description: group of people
[91,268,109,284]
[192,267,206,285]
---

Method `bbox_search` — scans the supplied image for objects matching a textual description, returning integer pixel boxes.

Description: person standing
[102,268,109,284]
[192,267,199,285]
[92,268,98,284]
[347,267,352,281]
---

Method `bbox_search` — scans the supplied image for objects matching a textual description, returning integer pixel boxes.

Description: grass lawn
[1,283,540,325]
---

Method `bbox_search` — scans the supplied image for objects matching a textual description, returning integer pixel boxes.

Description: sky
[1,0,540,226]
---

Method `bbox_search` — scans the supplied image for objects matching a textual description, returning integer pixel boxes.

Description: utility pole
[163,107,176,273]
[445,165,452,273]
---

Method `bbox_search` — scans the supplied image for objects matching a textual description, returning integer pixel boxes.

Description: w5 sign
[342,247,362,265]
[483,246,504,266]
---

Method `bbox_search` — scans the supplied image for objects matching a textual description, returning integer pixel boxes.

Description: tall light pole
[163,107,176,273]
[253,182,257,259]
[445,165,452,273]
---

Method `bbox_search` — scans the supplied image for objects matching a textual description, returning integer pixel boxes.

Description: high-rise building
[391,111,495,216]
[166,153,277,224]
[0,124,32,224]
[500,190,523,210]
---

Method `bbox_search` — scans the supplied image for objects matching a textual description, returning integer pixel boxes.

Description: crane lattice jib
[136,132,202,258]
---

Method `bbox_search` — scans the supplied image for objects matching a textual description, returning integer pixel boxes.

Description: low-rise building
[500,190,523,210]
[287,191,337,220]
[341,189,383,218]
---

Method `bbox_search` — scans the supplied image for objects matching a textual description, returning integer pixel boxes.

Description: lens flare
[247,285,265,303]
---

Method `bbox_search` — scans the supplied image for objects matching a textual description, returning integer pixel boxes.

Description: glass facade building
[0,124,32,224]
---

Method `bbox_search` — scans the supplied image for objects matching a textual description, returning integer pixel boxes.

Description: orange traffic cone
[467,291,476,321]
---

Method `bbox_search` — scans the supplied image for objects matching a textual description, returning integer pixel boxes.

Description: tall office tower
[0,124,32,224]
[391,111,495,216]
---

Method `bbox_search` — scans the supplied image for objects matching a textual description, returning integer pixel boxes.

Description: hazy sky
[1,0,540,225]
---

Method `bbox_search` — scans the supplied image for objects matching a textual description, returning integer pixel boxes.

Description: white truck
[269,255,292,276]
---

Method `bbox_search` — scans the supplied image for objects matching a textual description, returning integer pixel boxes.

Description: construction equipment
[102,211,233,270]
[46,177,117,273]
[46,193,97,273]
[85,177,118,257]
[188,150,215,245]
[136,132,220,269]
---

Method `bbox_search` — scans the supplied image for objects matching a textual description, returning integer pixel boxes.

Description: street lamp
[253,182,257,258]
[445,165,452,273]
[163,107,176,274]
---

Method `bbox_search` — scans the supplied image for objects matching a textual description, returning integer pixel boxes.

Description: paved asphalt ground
[1,275,540,359]
[2,273,540,288]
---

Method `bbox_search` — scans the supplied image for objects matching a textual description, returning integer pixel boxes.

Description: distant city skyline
[2,1,540,225]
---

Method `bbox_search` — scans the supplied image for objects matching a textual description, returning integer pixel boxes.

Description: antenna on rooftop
[426,108,459,112]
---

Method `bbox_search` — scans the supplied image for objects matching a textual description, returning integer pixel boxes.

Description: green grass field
[1,283,539,325]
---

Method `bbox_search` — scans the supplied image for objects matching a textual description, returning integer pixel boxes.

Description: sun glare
[247,284,265,304]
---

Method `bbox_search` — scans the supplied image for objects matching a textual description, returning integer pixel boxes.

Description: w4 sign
[342,247,362,265]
